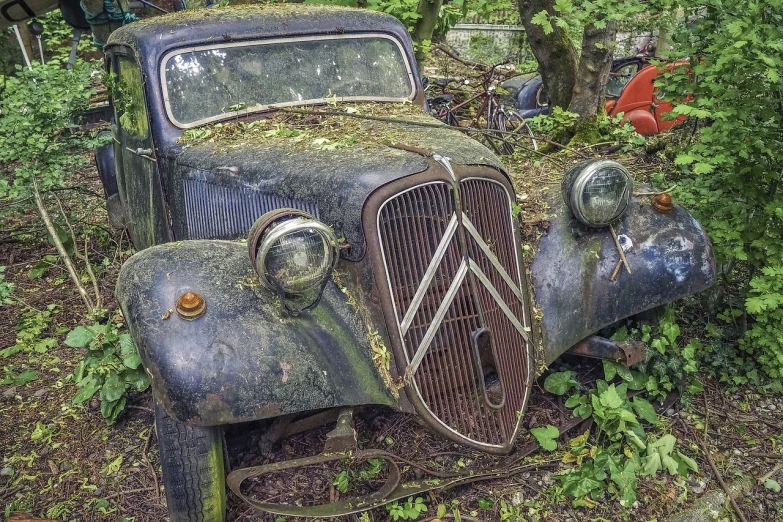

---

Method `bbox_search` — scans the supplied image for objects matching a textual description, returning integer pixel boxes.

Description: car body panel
[116,240,400,426]
[532,196,716,363]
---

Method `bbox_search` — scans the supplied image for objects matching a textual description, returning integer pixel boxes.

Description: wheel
[489,110,515,155]
[507,111,539,152]
[154,400,227,522]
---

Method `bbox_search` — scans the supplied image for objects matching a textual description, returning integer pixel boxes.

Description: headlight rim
[563,159,633,228]
[248,209,339,296]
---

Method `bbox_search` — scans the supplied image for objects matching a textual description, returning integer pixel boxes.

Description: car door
[111,51,171,250]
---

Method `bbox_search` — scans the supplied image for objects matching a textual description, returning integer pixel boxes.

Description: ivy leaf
[530,424,560,451]
[65,326,94,348]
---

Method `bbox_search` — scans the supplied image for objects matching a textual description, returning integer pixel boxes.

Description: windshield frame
[159,32,417,129]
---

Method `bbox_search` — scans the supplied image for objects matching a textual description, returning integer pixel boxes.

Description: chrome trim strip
[432,154,456,181]
[159,33,417,129]
[462,176,527,325]
[376,181,449,332]
[461,213,526,305]
[400,213,458,336]
[468,260,530,342]
[407,260,468,374]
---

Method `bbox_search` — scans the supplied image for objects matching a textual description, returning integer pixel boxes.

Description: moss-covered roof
[107,4,408,52]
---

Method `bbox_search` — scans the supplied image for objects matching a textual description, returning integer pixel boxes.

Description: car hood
[165,110,506,260]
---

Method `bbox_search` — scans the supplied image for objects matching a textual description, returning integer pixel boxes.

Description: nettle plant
[660,0,783,379]
[65,317,150,424]
[540,375,698,506]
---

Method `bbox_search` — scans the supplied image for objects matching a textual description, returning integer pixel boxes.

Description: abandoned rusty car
[96,5,717,520]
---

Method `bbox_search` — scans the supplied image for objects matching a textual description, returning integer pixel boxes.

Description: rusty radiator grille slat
[377,178,530,449]
[182,178,320,239]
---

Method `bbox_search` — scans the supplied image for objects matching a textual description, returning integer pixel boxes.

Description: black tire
[155,401,227,522]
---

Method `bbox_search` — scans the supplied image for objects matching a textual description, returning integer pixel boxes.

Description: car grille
[183,178,320,240]
[376,178,532,451]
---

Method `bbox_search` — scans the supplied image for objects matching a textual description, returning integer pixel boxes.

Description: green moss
[178,102,445,152]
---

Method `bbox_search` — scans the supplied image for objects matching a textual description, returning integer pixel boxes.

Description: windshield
[162,34,415,128]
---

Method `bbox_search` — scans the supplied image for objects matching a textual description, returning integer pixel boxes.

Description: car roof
[106,4,411,56]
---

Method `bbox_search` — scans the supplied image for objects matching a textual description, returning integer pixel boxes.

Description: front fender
[531,195,716,365]
[116,240,398,426]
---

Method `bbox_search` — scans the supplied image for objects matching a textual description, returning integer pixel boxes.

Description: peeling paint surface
[530,197,716,365]
[116,240,398,426]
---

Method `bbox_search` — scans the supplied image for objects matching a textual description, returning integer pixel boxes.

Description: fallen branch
[142,424,160,500]
[102,486,157,501]
[758,463,782,484]
[702,395,749,522]
[433,43,489,71]
[31,174,95,312]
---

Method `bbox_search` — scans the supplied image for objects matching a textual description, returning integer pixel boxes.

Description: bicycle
[425,62,538,155]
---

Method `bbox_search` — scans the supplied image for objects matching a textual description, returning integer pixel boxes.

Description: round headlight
[562,160,633,227]
[248,210,338,295]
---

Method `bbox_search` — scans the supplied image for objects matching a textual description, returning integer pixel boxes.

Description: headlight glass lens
[563,160,632,227]
[255,218,337,295]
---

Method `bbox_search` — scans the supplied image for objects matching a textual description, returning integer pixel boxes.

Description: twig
[142,425,160,500]
[609,224,632,275]
[758,463,782,484]
[748,452,783,460]
[103,486,157,500]
[433,43,489,71]
[702,395,749,522]
[52,193,103,310]
[633,184,678,196]
[31,174,94,311]
[610,258,623,282]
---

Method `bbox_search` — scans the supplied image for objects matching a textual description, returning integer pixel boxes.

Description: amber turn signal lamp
[176,291,206,320]
[653,192,673,212]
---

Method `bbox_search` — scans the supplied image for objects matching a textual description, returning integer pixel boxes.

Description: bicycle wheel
[488,110,515,155]
[507,111,539,152]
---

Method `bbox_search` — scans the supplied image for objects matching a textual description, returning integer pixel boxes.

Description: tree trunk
[411,0,443,62]
[518,0,578,110]
[569,19,617,122]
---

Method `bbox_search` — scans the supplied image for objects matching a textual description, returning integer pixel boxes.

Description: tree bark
[569,19,617,122]
[411,0,443,61]
[518,0,578,110]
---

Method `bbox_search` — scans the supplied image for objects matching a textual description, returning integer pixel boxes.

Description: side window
[115,56,150,138]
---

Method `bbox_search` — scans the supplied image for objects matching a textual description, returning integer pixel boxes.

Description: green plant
[0,305,59,358]
[0,366,38,386]
[543,370,578,395]
[333,470,349,493]
[659,0,783,380]
[0,266,14,306]
[556,383,698,507]
[530,424,560,451]
[386,496,427,520]
[498,499,523,521]
[0,55,105,313]
[65,316,150,425]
